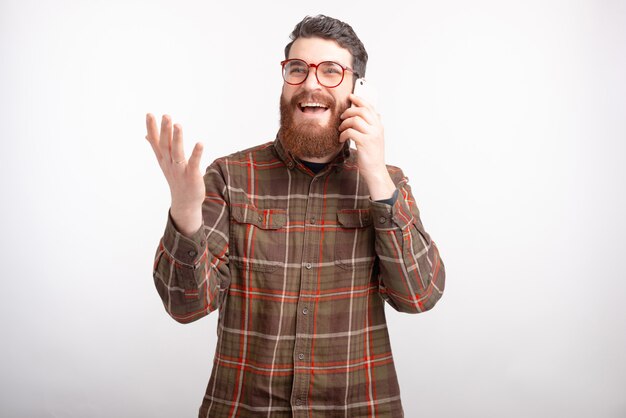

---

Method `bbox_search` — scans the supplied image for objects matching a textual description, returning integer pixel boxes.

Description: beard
[278,90,350,159]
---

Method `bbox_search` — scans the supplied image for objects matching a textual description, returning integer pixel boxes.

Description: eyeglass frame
[280,58,359,88]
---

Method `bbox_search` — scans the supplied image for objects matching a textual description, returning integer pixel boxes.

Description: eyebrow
[290,59,349,68]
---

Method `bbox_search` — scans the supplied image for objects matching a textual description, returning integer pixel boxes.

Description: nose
[301,65,322,91]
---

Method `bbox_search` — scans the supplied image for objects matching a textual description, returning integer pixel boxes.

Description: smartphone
[346,78,378,148]
[352,78,378,109]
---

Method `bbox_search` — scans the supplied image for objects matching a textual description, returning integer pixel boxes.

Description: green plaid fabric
[153,139,445,417]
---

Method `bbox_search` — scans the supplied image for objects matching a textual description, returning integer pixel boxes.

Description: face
[279,37,355,160]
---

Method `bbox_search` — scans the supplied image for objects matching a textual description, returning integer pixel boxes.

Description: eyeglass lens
[283,60,344,87]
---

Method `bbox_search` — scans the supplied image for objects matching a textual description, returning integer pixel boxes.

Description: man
[145,15,445,418]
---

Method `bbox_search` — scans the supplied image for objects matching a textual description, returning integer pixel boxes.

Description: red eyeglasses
[281,59,357,88]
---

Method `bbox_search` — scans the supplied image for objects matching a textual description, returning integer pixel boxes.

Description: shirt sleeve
[370,167,445,313]
[152,160,231,324]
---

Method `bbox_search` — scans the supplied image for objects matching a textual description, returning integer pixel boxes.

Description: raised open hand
[145,113,204,236]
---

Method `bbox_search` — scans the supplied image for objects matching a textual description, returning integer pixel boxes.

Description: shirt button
[298,353,305,360]
[188,250,197,257]
[287,161,294,169]
[310,217,316,224]
[302,307,308,315]
[295,398,302,406]
[378,216,387,224]
[305,263,312,270]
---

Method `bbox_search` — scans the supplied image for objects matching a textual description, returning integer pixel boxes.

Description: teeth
[300,102,327,108]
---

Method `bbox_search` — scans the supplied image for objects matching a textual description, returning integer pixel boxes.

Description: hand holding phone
[346,78,379,148]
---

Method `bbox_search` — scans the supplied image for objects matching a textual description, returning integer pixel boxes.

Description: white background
[1,0,625,417]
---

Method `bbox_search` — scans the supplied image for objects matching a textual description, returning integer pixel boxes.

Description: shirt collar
[273,136,351,172]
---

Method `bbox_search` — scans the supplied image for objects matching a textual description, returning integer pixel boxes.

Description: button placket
[291,173,322,412]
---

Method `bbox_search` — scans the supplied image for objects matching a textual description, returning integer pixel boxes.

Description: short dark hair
[284,15,368,79]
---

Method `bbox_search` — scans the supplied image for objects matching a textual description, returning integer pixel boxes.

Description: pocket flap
[337,209,372,228]
[231,204,287,230]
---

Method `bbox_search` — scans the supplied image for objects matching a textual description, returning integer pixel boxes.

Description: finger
[341,106,376,125]
[339,115,369,134]
[159,115,173,161]
[188,142,204,172]
[339,128,364,145]
[171,124,185,164]
[349,94,374,111]
[145,113,162,160]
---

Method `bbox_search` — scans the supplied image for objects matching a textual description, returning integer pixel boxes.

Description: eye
[321,63,342,75]
[289,66,307,74]
[287,63,307,75]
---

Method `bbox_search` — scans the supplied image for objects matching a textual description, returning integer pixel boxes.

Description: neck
[300,154,334,163]
[298,145,343,164]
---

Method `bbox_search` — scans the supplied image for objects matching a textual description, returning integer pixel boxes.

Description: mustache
[288,90,336,109]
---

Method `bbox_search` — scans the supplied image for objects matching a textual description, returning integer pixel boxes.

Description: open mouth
[298,102,329,114]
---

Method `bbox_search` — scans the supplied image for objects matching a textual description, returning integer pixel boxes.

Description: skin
[145,36,396,237]
[145,115,205,236]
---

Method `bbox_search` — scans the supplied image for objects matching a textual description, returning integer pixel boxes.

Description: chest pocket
[230,204,287,272]
[335,208,375,269]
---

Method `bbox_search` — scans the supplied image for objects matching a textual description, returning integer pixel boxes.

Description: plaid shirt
[153,138,445,417]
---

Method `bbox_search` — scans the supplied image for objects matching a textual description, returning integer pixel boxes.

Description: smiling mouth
[298,102,329,114]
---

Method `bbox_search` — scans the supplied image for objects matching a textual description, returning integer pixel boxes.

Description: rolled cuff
[162,211,205,266]
[370,188,415,231]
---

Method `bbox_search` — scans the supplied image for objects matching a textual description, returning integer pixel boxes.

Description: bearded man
[145,15,445,418]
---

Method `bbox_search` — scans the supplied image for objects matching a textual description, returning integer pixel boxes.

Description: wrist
[363,168,396,201]
[170,204,203,237]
